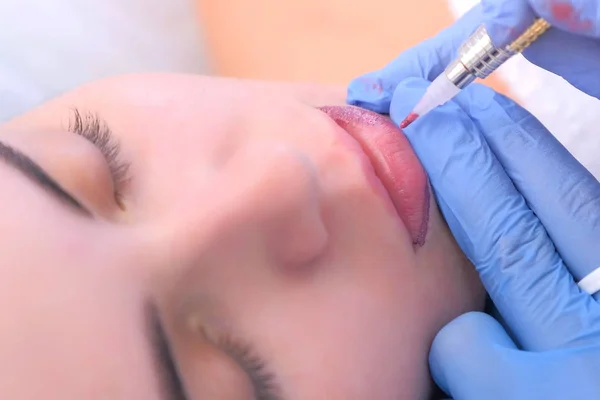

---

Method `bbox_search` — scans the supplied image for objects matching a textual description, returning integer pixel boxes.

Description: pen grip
[507,18,551,53]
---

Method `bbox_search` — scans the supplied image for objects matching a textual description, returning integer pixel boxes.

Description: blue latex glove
[347,0,600,112]
[346,2,600,399]
[485,0,600,99]
[402,83,600,399]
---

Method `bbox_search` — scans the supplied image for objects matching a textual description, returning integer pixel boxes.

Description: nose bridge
[170,145,329,265]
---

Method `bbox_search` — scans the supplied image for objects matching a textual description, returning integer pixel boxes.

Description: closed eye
[67,109,131,208]
[217,334,284,400]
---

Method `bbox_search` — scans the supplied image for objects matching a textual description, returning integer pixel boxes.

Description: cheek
[0,272,157,398]
[232,268,434,399]
[0,172,90,260]
[0,219,156,397]
[416,202,485,324]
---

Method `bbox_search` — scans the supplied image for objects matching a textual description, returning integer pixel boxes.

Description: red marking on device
[400,112,419,129]
[549,1,593,31]
[550,1,574,21]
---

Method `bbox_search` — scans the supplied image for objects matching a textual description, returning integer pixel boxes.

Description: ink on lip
[400,112,419,129]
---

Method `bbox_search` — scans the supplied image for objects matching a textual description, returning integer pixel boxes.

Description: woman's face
[0,74,484,400]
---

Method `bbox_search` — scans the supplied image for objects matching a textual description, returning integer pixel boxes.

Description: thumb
[429,312,519,400]
[480,0,537,47]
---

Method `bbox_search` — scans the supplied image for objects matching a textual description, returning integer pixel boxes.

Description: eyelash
[217,334,282,400]
[67,109,131,207]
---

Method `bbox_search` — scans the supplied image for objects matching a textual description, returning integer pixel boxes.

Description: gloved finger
[346,5,483,114]
[528,0,600,38]
[480,0,538,47]
[390,78,594,350]
[523,28,600,99]
[452,83,600,305]
[480,0,600,99]
[429,312,518,400]
[430,312,590,400]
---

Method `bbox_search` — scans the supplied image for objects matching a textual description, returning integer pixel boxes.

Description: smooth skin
[0,74,484,399]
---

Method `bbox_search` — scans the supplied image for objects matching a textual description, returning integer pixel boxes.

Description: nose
[168,144,329,268]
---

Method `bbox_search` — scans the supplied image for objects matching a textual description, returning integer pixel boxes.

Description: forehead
[3,74,346,142]
[9,74,342,118]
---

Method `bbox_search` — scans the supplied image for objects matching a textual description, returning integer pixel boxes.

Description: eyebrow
[146,302,189,400]
[0,140,91,216]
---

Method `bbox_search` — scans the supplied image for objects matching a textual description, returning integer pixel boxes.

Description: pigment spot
[549,1,593,32]
[550,1,574,21]
[371,83,383,93]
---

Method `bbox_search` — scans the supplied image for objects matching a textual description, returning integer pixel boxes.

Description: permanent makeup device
[400,18,551,128]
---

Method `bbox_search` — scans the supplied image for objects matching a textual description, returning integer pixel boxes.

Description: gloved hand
[347,0,600,112]
[346,1,600,399]
[485,0,600,99]
[399,82,600,400]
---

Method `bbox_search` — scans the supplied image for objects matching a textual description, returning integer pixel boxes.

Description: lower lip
[319,105,430,247]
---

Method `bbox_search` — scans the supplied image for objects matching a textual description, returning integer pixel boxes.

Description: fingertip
[429,312,489,394]
[452,83,504,117]
[429,312,517,395]
[453,83,538,138]
[388,79,498,230]
[389,77,480,167]
[480,0,536,47]
[347,71,394,114]
[430,313,509,366]
[389,77,473,140]
[388,77,429,126]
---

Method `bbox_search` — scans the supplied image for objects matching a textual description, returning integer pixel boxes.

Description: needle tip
[400,112,419,129]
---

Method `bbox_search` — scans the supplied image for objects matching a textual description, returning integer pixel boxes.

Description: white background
[0,0,207,121]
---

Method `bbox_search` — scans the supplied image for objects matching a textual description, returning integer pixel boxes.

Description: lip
[319,105,430,247]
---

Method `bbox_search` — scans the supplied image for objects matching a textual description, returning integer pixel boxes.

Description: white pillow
[0,0,208,121]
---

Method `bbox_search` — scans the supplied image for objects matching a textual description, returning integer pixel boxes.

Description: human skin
[0,74,484,399]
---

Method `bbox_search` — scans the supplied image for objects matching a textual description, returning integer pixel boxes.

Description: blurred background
[0,0,507,118]
[1,0,599,175]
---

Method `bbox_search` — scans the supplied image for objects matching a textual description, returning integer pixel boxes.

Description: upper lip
[318,105,430,247]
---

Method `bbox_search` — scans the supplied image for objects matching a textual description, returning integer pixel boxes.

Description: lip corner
[412,183,431,248]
